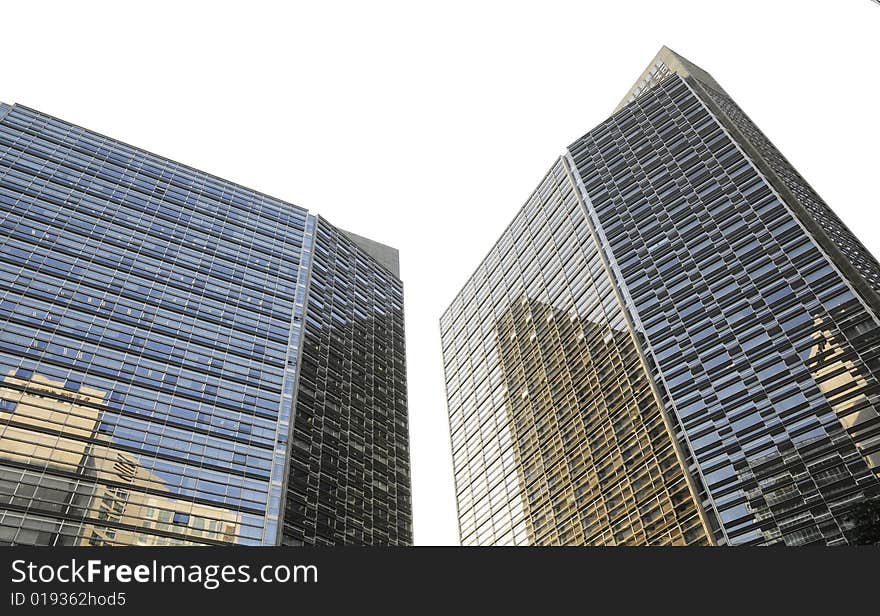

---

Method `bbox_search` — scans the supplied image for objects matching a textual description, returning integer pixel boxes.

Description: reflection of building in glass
[281,222,410,545]
[442,47,880,545]
[496,297,707,545]
[0,371,240,546]
[729,314,880,546]
[0,102,411,545]
[442,160,709,545]
[807,316,878,467]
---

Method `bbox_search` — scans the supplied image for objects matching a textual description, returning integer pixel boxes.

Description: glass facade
[0,103,411,545]
[441,161,708,545]
[281,220,411,545]
[442,48,880,546]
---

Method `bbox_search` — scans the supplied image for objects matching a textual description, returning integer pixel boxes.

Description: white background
[3,1,878,545]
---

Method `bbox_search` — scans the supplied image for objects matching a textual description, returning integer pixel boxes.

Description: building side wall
[283,218,411,545]
[686,77,880,314]
[0,105,310,545]
[441,159,707,545]
[569,74,880,545]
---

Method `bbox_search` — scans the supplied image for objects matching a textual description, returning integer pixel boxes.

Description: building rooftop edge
[1,102,311,219]
[338,227,401,279]
[2,101,405,281]
[613,45,726,113]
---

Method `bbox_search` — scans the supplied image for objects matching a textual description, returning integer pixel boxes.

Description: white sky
[3,1,878,545]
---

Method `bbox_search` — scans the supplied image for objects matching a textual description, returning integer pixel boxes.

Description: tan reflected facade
[0,371,239,545]
[807,319,880,470]
[440,160,709,545]
[496,297,707,545]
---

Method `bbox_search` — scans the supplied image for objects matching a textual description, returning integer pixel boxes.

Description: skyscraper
[440,47,880,546]
[0,102,411,546]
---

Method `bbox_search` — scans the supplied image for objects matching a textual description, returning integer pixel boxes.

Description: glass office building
[0,102,411,545]
[441,47,880,546]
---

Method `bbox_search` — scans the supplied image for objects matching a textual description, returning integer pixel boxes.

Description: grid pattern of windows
[282,220,411,545]
[0,105,307,545]
[692,79,880,301]
[0,104,411,545]
[440,160,707,545]
[568,69,880,545]
[443,48,880,547]
[616,60,673,113]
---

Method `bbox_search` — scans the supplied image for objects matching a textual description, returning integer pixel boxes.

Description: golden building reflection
[0,370,239,545]
[807,319,880,470]
[729,313,880,545]
[494,297,708,545]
